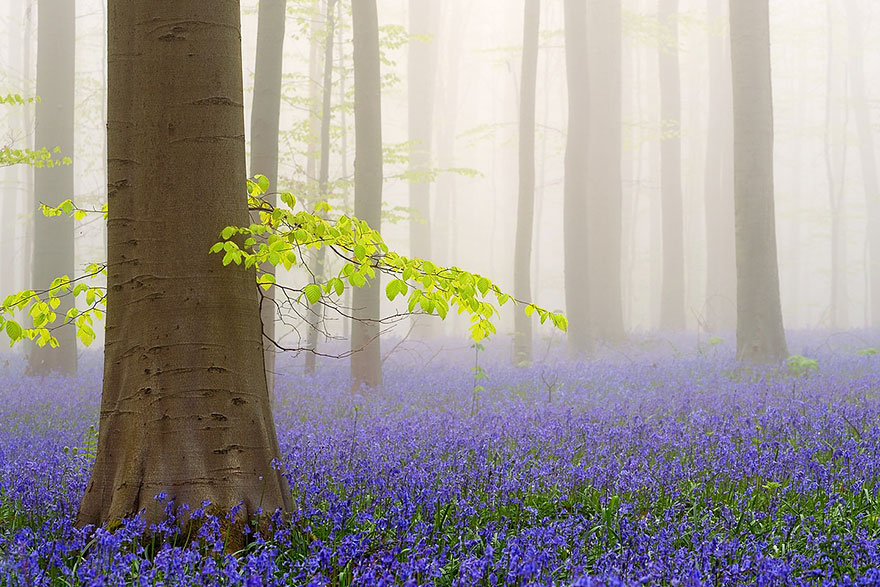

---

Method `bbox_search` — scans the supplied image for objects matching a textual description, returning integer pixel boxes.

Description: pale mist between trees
[2,0,879,369]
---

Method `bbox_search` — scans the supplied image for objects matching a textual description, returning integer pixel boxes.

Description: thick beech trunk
[586,0,624,341]
[28,0,77,375]
[843,0,880,327]
[78,0,290,530]
[703,0,736,332]
[351,0,383,389]
[563,0,592,354]
[658,0,685,331]
[249,0,286,397]
[730,0,787,362]
[513,0,540,365]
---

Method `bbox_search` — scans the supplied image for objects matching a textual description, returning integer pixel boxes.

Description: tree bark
[843,0,880,327]
[729,0,787,362]
[28,0,77,375]
[351,0,383,389]
[586,0,625,341]
[249,0,287,398]
[513,0,540,365]
[703,0,736,332]
[79,0,290,532]
[658,0,685,331]
[563,0,592,354]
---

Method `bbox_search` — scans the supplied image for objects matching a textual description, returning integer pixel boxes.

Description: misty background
[1,0,878,355]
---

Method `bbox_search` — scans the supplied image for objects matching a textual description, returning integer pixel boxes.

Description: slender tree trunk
[703,0,736,331]
[434,5,463,270]
[824,0,849,329]
[351,0,383,389]
[730,0,787,362]
[79,0,290,534]
[563,0,592,354]
[586,0,624,341]
[1,0,22,297]
[28,0,77,375]
[513,0,540,365]
[338,1,352,341]
[305,0,338,375]
[844,0,880,327]
[21,2,35,293]
[658,0,685,331]
[408,0,438,260]
[249,0,286,398]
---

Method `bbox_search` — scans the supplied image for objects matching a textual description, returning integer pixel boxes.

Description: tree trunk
[350,0,383,389]
[703,0,736,332]
[824,0,848,329]
[563,0,592,354]
[406,0,439,339]
[658,0,685,331]
[249,0,286,398]
[843,0,880,327]
[1,0,22,298]
[79,0,290,532]
[586,0,625,341]
[434,5,463,270]
[729,0,787,362]
[28,0,77,375]
[407,0,438,260]
[305,0,337,376]
[513,0,540,365]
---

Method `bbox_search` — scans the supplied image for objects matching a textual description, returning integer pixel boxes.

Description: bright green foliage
[0,177,565,348]
[786,355,819,377]
[0,145,71,168]
[0,93,40,105]
[857,347,879,357]
[210,176,567,343]
[0,265,106,348]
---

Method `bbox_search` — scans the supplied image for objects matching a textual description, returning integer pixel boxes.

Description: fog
[2,0,880,357]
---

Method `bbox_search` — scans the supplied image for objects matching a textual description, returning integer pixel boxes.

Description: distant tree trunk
[586,0,625,341]
[843,0,880,327]
[563,0,592,354]
[434,6,463,270]
[1,0,21,297]
[305,0,337,375]
[249,0,286,397]
[338,1,352,341]
[29,0,77,375]
[513,0,540,365]
[79,0,289,532]
[729,0,787,362]
[408,0,438,260]
[351,0,383,389]
[658,0,685,331]
[703,0,736,332]
[21,2,35,293]
[824,0,848,329]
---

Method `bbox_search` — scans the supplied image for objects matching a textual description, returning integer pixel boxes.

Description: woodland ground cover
[0,333,879,586]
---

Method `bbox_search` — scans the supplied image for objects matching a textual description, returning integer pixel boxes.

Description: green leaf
[5,320,22,341]
[221,226,236,240]
[304,283,322,305]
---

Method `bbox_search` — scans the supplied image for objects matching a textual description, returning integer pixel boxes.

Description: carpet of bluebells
[2,332,880,585]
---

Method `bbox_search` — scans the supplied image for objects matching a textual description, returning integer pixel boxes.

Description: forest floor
[1,332,879,585]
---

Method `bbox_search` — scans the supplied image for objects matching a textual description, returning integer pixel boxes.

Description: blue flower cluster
[1,335,880,585]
